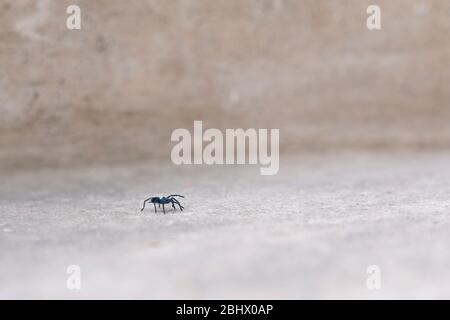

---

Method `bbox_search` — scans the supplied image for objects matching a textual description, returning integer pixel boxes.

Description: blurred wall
[1,0,450,172]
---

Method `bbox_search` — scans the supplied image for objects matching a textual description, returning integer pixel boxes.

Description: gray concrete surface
[1,152,450,299]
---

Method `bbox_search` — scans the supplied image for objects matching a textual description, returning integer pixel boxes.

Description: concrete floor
[1,152,450,299]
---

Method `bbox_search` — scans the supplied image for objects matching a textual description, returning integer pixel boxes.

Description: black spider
[140,194,185,214]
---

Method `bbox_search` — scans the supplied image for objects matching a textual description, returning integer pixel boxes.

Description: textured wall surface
[1,0,450,172]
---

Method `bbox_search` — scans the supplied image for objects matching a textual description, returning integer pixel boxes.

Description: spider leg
[140,197,153,212]
[171,198,184,211]
[153,203,157,213]
[162,204,166,214]
[167,194,184,199]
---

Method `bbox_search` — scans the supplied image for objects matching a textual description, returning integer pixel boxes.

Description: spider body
[140,194,185,214]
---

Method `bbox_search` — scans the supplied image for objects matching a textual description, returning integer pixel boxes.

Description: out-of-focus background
[2,0,450,300]
[1,0,450,173]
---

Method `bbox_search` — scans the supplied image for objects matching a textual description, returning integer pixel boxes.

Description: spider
[140,194,185,214]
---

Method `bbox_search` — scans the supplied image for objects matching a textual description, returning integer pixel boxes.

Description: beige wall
[1,0,450,172]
